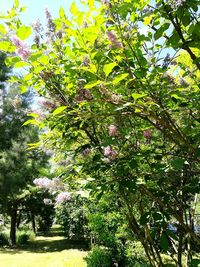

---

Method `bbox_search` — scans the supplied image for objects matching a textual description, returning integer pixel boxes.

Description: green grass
[0,226,88,267]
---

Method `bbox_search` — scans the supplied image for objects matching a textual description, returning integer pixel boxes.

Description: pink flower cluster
[33,177,52,190]
[108,124,118,136]
[33,177,65,192]
[103,146,118,160]
[11,35,31,60]
[55,192,71,205]
[143,130,152,139]
[106,31,123,49]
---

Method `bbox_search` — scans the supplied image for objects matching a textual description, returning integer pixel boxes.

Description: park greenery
[0,0,200,266]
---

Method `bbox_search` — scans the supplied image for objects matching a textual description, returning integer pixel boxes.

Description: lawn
[0,227,88,267]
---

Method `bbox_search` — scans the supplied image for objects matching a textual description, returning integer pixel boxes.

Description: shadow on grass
[0,226,89,255]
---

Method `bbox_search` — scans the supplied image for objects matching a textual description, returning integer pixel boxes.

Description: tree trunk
[177,225,183,267]
[31,212,36,233]
[16,210,21,229]
[121,190,164,267]
[10,204,17,246]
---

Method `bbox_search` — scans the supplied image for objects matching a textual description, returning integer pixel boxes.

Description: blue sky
[0,0,76,25]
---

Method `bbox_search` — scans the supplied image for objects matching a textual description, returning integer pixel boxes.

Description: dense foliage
[0,0,200,265]
[56,195,88,240]
[0,53,50,244]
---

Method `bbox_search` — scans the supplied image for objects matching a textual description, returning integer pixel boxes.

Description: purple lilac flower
[143,130,152,139]
[16,47,31,60]
[44,6,55,34]
[32,19,43,33]
[11,35,24,47]
[108,124,118,136]
[11,35,31,60]
[162,53,171,68]
[106,31,123,49]
[44,7,52,20]
[33,177,52,190]
[170,0,185,9]
[103,146,118,160]
[55,192,71,204]
[33,177,64,192]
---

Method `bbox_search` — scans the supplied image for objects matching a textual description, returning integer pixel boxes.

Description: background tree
[0,67,49,245]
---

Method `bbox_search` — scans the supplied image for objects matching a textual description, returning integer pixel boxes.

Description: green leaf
[152,212,162,222]
[113,73,129,85]
[70,2,79,16]
[167,32,180,48]
[39,55,49,65]
[16,26,32,40]
[20,85,27,93]
[171,158,185,170]
[22,119,39,126]
[27,113,39,118]
[14,61,29,68]
[27,142,42,150]
[181,11,191,27]
[132,93,147,101]
[160,233,169,252]
[52,106,67,115]
[144,15,153,26]
[171,93,182,100]
[85,80,101,89]
[166,229,178,241]
[0,24,6,35]
[88,0,94,9]
[29,52,42,62]
[140,212,150,225]
[5,56,21,67]
[0,41,11,52]
[14,0,20,8]
[103,62,117,77]
[154,23,170,40]
[59,6,65,18]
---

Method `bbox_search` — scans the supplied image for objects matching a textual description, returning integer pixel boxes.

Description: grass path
[0,226,88,267]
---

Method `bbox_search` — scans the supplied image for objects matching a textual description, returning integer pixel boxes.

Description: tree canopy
[0,0,200,265]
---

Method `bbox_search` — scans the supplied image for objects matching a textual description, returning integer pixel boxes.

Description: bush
[85,246,113,267]
[16,230,35,245]
[56,195,88,240]
[0,232,9,246]
[125,241,150,267]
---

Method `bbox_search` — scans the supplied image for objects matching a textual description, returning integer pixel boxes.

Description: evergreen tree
[0,55,48,245]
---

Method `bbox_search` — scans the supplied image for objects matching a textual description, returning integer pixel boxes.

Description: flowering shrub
[108,125,118,137]
[33,177,65,192]
[55,192,71,205]
[56,195,88,241]
[11,36,31,60]
[1,0,200,265]
[33,177,71,206]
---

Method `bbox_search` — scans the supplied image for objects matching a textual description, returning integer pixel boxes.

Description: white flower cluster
[33,177,71,205]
